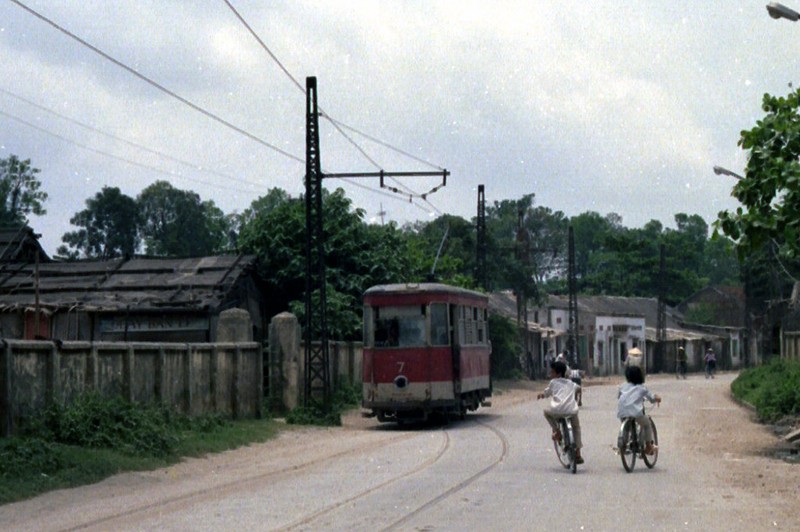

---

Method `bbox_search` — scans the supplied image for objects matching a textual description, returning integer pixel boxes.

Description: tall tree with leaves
[0,155,48,226]
[59,186,140,260]
[717,88,800,269]
[238,187,415,340]
[137,181,230,257]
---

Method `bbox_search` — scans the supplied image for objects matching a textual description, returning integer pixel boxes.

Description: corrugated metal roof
[0,255,257,312]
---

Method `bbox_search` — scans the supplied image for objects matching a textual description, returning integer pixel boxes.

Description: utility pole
[304,76,330,410]
[303,76,449,410]
[656,243,667,373]
[566,226,579,369]
[475,185,487,291]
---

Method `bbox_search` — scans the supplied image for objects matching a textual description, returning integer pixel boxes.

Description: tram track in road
[276,429,452,531]
[58,430,427,532]
[379,419,510,532]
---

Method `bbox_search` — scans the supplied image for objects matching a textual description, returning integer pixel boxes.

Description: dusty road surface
[1,372,798,531]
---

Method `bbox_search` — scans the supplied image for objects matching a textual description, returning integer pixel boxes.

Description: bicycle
[617,408,659,473]
[552,416,578,474]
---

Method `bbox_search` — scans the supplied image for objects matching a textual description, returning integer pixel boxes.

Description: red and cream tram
[362,283,492,423]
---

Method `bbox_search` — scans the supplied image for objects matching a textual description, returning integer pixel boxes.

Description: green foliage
[0,154,48,225]
[717,88,800,263]
[682,303,716,325]
[239,188,416,339]
[25,393,181,457]
[1,394,280,504]
[731,359,800,422]
[138,180,231,257]
[59,186,140,259]
[285,382,362,427]
[489,313,522,378]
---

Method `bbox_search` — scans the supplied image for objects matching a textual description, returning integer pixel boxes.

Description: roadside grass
[0,394,282,506]
[731,358,800,422]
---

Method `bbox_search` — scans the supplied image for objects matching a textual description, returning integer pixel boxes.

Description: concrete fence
[0,339,262,437]
[267,312,362,411]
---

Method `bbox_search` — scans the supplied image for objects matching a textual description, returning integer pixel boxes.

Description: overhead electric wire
[221,0,445,213]
[10,0,304,165]
[10,0,440,215]
[0,87,265,190]
[0,109,256,194]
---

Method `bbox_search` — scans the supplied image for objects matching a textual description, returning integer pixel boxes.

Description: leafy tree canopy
[717,88,800,263]
[58,186,140,260]
[0,155,47,226]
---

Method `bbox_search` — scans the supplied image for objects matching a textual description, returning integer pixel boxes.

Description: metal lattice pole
[304,76,330,410]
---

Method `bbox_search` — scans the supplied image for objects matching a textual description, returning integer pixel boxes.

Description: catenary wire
[0,87,265,190]
[0,109,257,194]
[7,3,431,211]
[9,0,304,165]
[221,0,443,205]
[9,0,438,215]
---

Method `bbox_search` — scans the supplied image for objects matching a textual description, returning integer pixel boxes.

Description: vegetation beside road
[731,359,800,422]
[0,394,281,505]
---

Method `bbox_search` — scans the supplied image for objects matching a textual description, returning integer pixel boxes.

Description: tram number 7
[397,361,405,374]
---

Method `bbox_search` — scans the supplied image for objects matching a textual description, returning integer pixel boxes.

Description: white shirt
[617,382,656,419]
[541,377,580,416]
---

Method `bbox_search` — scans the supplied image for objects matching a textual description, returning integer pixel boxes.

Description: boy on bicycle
[537,359,583,463]
[617,365,661,455]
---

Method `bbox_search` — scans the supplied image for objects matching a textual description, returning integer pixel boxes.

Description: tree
[59,186,140,260]
[237,187,417,340]
[0,155,48,225]
[137,181,230,257]
[717,88,800,265]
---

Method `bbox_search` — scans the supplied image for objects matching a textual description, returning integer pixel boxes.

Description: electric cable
[9,0,304,165]
[0,87,264,190]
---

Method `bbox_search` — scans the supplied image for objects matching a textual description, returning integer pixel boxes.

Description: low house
[532,294,743,376]
[0,255,266,343]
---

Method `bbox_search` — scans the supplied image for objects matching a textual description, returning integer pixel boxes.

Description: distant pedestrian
[624,347,644,376]
[704,348,717,379]
[676,346,688,379]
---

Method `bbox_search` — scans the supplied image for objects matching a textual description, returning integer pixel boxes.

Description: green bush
[285,382,362,426]
[24,393,180,457]
[731,359,800,422]
[489,313,522,379]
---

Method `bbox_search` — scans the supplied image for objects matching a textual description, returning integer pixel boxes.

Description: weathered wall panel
[0,340,262,436]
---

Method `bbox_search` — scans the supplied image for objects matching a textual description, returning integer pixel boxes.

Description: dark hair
[625,365,645,385]
[550,360,567,378]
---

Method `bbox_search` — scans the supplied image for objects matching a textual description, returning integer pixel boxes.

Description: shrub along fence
[0,339,262,437]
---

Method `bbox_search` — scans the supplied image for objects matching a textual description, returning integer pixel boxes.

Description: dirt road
[1,372,797,530]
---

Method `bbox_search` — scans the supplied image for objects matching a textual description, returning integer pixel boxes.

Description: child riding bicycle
[537,360,583,464]
[617,365,661,455]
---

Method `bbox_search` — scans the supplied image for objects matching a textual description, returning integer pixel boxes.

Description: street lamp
[767,2,800,21]
[713,165,745,180]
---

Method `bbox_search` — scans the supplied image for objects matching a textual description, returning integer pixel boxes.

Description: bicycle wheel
[619,419,637,472]
[563,418,577,474]
[553,418,571,469]
[643,417,659,468]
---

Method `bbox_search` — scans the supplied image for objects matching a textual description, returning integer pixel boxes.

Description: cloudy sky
[1,1,799,255]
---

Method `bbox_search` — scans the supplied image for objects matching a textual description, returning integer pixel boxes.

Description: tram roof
[363,283,487,301]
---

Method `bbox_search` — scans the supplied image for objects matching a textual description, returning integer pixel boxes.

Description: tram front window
[374,306,425,347]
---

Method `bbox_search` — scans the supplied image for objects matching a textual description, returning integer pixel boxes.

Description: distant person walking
[624,347,644,376]
[676,346,688,379]
[704,348,717,379]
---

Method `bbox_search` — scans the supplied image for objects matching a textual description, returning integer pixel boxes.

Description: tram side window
[430,303,449,346]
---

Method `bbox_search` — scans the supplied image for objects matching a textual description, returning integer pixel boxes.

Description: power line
[0,87,265,190]
[10,0,304,165]
[221,0,445,210]
[0,109,256,194]
[10,0,441,216]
